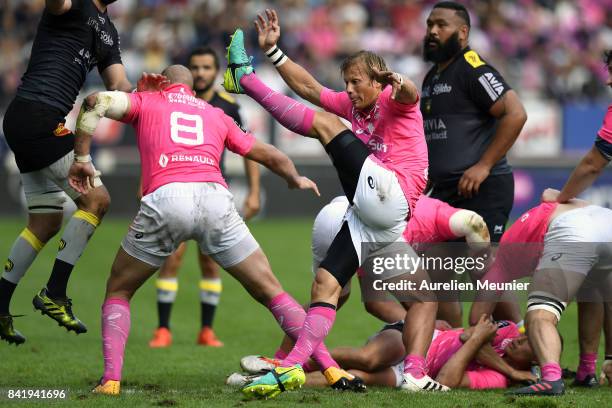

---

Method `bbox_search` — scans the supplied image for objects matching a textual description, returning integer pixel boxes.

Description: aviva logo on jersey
[478,73,505,101]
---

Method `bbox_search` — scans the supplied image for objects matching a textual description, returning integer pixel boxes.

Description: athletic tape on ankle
[266,46,288,67]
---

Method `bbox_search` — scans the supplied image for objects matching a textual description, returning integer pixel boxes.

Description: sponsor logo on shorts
[135,232,144,239]
[53,123,71,137]
[58,239,66,251]
[551,253,563,261]
[4,259,13,273]
[367,176,375,189]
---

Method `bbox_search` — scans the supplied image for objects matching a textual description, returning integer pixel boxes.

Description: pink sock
[576,353,597,381]
[541,362,562,382]
[240,73,315,135]
[281,305,336,368]
[273,348,288,360]
[101,298,131,383]
[403,355,427,379]
[268,293,339,371]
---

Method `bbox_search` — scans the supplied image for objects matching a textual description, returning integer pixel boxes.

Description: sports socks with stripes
[47,210,99,299]
[1,228,46,314]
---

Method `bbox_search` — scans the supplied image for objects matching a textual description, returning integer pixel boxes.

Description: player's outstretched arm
[474,343,536,384]
[46,0,72,15]
[245,140,320,196]
[254,9,324,107]
[554,146,608,203]
[69,91,130,194]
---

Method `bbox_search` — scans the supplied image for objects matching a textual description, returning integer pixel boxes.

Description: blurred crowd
[1,0,611,113]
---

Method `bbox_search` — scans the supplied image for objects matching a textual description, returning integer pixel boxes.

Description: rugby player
[543,50,612,204]
[231,316,537,390]
[149,47,261,349]
[240,194,489,375]
[470,193,612,395]
[65,65,344,395]
[0,0,166,345]
[223,18,440,395]
[421,1,527,243]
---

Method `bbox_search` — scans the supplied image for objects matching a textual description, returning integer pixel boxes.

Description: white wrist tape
[76,91,129,134]
[266,46,288,67]
[74,154,92,163]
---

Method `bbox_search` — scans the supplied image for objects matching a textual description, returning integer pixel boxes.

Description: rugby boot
[223,29,254,94]
[508,378,565,396]
[324,366,367,392]
[33,288,87,334]
[241,364,305,399]
[0,314,26,345]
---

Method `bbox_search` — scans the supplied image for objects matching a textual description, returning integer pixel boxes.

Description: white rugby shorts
[122,182,258,268]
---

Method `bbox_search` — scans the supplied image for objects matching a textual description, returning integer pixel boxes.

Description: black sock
[0,278,17,315]
[201,303,216,328]
[46,259,73,299]
[158,302,173,329]
[324,130,370,203]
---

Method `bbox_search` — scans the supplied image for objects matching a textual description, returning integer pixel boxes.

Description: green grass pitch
[0,217,610,407]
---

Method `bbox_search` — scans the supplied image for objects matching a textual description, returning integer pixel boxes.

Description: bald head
[161,65,194,88]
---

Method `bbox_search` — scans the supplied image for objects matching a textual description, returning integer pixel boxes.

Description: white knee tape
[26,191,67,213]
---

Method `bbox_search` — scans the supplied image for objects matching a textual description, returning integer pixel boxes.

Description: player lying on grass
[67,65,363,396]
[470,190,612,395]
[240,194,490,374]
[230,315,537,390]
[224,20,444,395]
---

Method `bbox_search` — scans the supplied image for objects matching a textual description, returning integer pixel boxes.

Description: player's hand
[458,162,490,198]
[254,9,281,52]
[510,369,537,384]
[371,68,403,100]
[472,314,497,343]
[137,72,170,92]
[541,188,561,203]
[288,175,320,197]
[68,162,96,195]
[242,191,261,221]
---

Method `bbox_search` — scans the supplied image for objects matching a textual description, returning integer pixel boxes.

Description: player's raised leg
[149,242,186,348]
[32,155,110,334]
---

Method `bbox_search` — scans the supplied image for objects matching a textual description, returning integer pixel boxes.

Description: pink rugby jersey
[120,84,255,196]
[483,202,558,284]
[320,86,428,214]
[403,196,460,244]
[598,103,612,143]
[426,320,520,389]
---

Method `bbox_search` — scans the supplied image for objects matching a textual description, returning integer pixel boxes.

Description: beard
[194,79,214,94]
[423,31,463,64]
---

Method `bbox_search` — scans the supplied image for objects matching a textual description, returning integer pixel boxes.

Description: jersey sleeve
[466,368,508,389]
[97,26,123,73]
[319,87,352,120]
[119,92,143,124]
[463,52,511,112]
[597,105,612,143]
[222,112,256,156]
[380,85,421,115]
